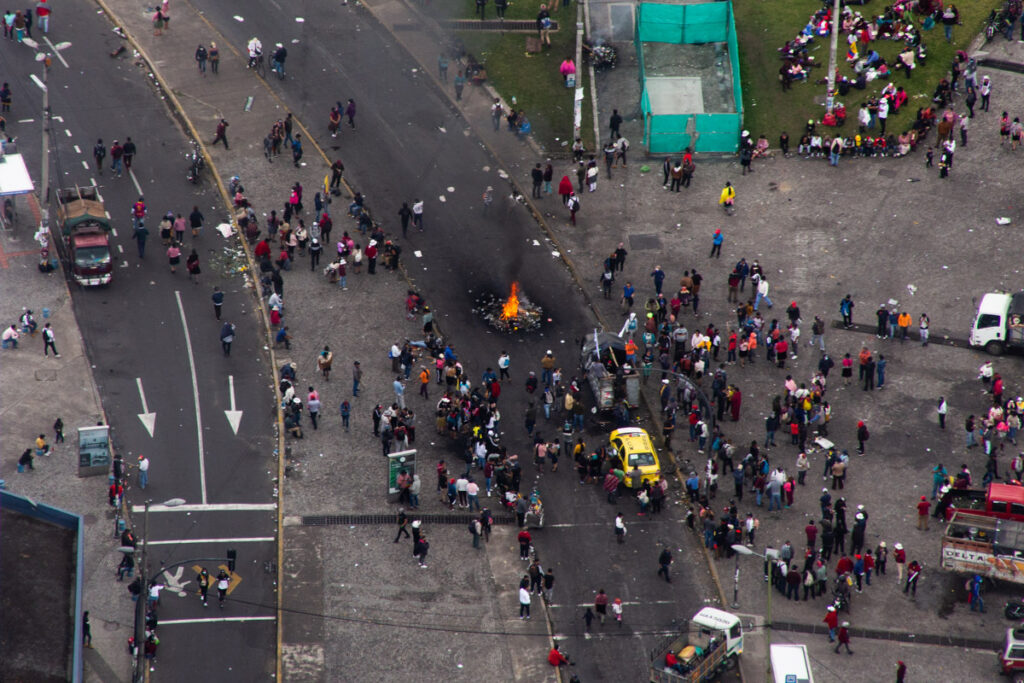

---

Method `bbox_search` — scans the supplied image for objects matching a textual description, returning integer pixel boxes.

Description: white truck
[649,607,743,682]
[970,292,1024,356]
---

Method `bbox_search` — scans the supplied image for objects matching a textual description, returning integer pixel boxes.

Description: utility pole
[40,53,50,222]
[133,499,150,682]
[826,0,841,115]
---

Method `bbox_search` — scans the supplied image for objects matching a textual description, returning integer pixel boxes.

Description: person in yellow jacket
[897,311,912,343]
[719,181,736,214]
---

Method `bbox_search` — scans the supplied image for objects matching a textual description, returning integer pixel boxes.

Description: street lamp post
[732,544,779,682]
[134,498,185,682]
[825,0,842,115]
[23,38,70,234]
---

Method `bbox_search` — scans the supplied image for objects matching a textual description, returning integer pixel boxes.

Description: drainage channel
[301,513,517,526]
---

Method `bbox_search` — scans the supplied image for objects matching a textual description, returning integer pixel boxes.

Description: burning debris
[475,281,544,333]
[583,38,618,70]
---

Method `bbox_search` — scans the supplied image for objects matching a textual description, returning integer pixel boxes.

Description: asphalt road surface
[0,3,277,679]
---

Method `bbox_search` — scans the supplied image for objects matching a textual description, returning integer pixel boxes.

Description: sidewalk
[0,226,131,681]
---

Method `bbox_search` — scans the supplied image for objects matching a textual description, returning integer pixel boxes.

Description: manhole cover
[629,234,662,250]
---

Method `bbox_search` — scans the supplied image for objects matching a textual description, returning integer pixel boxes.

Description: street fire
[474,282,544,333]
[500,282,521,320]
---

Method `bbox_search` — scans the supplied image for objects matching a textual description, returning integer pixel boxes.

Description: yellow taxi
[608,427,660,488]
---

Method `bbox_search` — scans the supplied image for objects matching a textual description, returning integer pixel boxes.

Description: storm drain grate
[302,513,516,526]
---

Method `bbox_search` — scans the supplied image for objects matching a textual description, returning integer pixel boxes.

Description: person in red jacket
[823,604,838,642]
[548,644,569,667]
[518,529,532,560]
[893,542,907,581]
[834,621,853,654]
[805,521,818,548]
[835,553,853,576]
[254,238,271,260]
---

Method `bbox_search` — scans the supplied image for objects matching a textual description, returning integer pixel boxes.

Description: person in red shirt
[916,496,930,530]
[805,522,818,548]
[834,621,853,654]
[893,542,907,581]
[822,604,838,641]
[547,645,569,667]
[518,529,532,560]
[835,553,853,576]
[863,549,876,585]
[254,238,271,260]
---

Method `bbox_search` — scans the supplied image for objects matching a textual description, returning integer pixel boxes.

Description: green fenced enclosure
[636,2,743,154]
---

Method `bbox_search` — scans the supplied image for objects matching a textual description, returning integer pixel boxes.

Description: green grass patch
[733,0,1000,141]
[429,0,594,154]
[457,28,595,154]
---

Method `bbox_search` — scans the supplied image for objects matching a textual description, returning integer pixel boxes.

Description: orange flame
[500,282,520,320]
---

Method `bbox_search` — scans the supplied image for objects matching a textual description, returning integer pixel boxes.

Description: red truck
[942,483,1024,523]
[56,186,113,286]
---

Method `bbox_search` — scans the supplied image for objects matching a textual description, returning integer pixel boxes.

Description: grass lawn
[733,0,1001,143]
[431,0,596,154]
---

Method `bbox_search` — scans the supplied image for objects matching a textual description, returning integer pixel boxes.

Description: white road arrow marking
[136,377,156,437]
[225,375,243,435]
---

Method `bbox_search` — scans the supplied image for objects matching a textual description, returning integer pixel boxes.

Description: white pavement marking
[224,375,243,435]
[132,503,277,513]
[17,118,34,123]
[30,74,46,91]
[129,169,143,195]
[135,377,157,437]
[73,145,81,154]
[175,290,208,504]
[81,160,89,170]
[117,244,123,253]
[64,128,72,137]
[156,616,276,626]
[44,37,69,68]
[111,228,117,237]
[147,536,275,546]
[51,115,63,122]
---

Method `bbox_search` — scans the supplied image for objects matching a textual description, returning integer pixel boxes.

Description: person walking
[82,611,92,647]
[196,568,210,606]
[211,118,229,149]
[209,41,219,73]
[657,546,673,582]
[519,585,532,619]
[216,569,230,608]
[211,286,224,320]
[594,589,609,625]
[138,455,150,489]
[291,133,303,167]
[92,139,106,174]
[614,512,626,543]
[220,321,236,356]
[904,559,921,596]
[834,622,853,654]
[393,376,405,409]
[412,199,424,231]
[710,229,723,258]
[454,70,466,100]
[531,164,543,199]
[42,322,58,357]
[195,44,208,73]
[394,508,411,542]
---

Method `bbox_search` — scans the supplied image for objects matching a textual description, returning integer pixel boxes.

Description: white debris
[997,217,1012,225]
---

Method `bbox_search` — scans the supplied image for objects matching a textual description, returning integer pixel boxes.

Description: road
[0,3,277,679]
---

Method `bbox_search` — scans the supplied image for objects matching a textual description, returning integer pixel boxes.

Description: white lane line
[81,160,89,170]
[175,290,208,505]
[73,145,81,154]
[155,616,276,626]
[129,169,143,195]
[51,115,64,123]
[111,227,118,237]
[132,503,277,513]
[117,244,123,253]
[17,118,34,123]
[44,37,69,68]
[64,129,72,137]
[90,178,97,189]
[147,536,275,546]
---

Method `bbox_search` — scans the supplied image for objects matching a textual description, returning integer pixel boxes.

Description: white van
[770,643,814,683]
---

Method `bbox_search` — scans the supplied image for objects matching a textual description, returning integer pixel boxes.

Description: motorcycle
[185,142,205,184]
[1006,600,1024,620]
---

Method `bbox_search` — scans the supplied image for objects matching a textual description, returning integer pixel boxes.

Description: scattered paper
[997,217,1012,225]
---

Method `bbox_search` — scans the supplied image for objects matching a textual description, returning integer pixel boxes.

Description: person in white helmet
[247,37,263,68]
